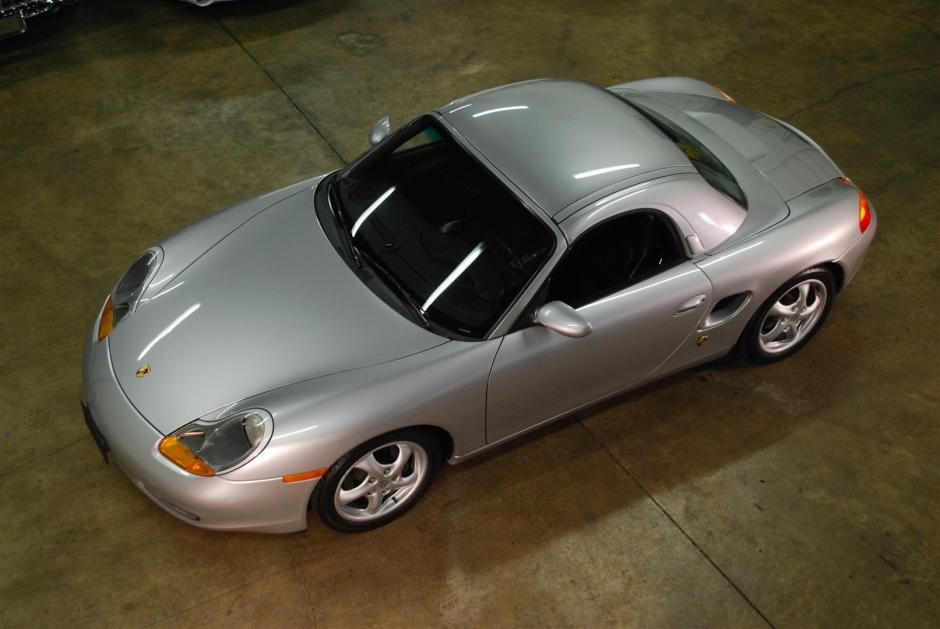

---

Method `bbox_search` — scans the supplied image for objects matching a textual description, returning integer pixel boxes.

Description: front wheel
[312,429,442,532]
[743,268,836,364]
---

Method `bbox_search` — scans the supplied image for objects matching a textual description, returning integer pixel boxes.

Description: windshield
[332,117,554,339]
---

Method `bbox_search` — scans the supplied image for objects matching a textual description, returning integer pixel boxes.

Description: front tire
[312,429,442,533]
[743,267,836,364]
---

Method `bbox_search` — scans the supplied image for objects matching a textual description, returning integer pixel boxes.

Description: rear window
[623,100,748,209]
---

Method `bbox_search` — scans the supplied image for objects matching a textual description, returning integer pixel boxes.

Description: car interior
[346,123,554,338]
[546,211,685,308]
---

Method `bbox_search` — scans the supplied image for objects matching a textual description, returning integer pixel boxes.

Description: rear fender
[609,76,729,100]
[648,179,866,377]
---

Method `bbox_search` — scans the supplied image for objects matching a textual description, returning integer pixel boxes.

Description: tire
[312,429,442,533]
[743,267,836,364]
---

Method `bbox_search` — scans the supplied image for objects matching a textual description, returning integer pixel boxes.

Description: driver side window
[547,211,685,308]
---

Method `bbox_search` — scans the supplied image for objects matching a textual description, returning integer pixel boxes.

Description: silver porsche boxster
[82,77,876,533]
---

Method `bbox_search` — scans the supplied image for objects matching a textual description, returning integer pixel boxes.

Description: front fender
[223,339,501,481]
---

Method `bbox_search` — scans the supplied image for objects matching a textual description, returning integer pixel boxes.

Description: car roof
[437,79,691,218]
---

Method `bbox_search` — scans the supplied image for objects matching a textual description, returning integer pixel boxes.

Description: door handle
[674,294,706,315]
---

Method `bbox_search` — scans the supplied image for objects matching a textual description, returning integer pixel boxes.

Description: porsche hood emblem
[136,364,152,378]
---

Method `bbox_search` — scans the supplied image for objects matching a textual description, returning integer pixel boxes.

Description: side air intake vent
[702,292,751,329]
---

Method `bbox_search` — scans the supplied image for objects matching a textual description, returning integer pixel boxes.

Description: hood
[108,188,446,435]
[647,92,841,201]
[143,175,328,298]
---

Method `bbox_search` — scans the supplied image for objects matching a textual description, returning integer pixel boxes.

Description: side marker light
[282,468,328,483]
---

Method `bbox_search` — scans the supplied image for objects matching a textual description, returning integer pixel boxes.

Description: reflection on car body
[82,77,876,533]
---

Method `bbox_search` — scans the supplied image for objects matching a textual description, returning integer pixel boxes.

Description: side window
[393,127,444,156]
[547,211,685,308]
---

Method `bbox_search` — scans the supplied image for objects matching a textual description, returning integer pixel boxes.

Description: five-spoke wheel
[333,441,428,522]
[313,430,441,532]
[744,268,836,363]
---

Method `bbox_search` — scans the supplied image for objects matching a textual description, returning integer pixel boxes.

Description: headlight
[113,247,163,323]
[98,247,163,342]
[158,409,273,476]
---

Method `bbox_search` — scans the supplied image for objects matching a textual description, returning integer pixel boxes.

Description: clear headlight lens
[97,247,163,342]
[158,409,274,476]
[112,247,163,324]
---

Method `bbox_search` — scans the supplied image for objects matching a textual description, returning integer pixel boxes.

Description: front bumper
[81,320,314,534]
[177,0,238,6]
[1,0,77,40]
[1,0,76,19]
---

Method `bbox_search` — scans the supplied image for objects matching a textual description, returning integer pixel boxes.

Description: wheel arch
[737,262,840,333]
[404,424,455,461]
[820,260,846,293]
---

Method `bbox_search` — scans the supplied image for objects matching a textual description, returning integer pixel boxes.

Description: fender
[609,76,729,100]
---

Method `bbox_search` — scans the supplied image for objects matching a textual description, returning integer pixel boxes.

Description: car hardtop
[437,79,692,219]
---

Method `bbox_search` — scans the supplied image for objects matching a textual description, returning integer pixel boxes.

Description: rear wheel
[312,429,442,532]
[743,268,836,363]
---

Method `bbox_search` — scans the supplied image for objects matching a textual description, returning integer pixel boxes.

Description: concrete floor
[1,0,938,626]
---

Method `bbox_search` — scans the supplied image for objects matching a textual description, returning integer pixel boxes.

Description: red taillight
[842,177,873,234]
[858,188,872,233]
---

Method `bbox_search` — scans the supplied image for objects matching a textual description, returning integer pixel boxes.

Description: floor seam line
[577,418,777,628]
[0,437,83,478]
[214,19,347,166]
[785,60,940,118]
[140,564,298,628]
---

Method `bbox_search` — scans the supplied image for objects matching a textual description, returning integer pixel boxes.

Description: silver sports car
[82,77,876,533]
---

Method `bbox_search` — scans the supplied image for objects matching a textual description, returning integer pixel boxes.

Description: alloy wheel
[757,278,828,355]
[332,440,429,523]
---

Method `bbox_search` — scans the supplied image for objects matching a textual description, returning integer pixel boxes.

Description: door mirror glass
[369,115,391,146]
[535,301,592,338]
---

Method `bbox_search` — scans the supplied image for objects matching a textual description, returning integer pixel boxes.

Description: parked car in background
[0,0,76,39]
[177,0,237,6]
[82,77,876,535]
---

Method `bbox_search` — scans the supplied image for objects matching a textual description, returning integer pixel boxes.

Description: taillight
[841,177,872,234]
[858,188,872,233]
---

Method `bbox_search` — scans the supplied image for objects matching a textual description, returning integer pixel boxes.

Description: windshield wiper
[327,179,362,269]
[359,249,432,330]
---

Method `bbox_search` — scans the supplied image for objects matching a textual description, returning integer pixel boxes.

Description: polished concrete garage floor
[2,0,939,626]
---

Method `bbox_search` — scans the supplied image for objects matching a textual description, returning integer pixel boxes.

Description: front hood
[649,92,841,201]
[108,188,446,435]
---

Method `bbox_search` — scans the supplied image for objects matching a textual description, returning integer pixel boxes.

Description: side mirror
[535,301,593,338]
[369,115,391,146]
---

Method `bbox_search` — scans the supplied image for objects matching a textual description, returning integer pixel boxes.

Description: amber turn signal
[97,295,114,342]
[158,436,215,477]
[282,468,328,483]
[712,85,735,103]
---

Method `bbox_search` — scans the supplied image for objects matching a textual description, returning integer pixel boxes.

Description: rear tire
[312,429,442,533]
[743,267,836,364]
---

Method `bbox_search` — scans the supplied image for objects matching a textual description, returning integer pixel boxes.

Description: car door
[485,209,712,443]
